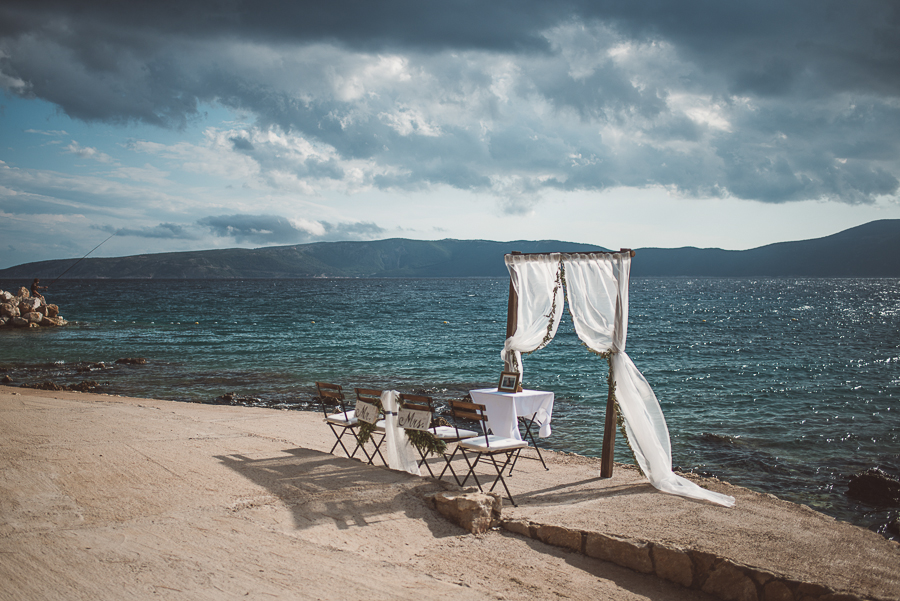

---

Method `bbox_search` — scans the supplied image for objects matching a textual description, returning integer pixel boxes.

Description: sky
[1,0,899,269]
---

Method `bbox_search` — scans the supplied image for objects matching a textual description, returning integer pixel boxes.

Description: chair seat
[430,425,479,440]
[460,435,528,452]
[372,419,386,432]
[325,410,357,426]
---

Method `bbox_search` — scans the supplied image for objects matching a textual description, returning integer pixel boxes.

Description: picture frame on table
[497,371,521,393]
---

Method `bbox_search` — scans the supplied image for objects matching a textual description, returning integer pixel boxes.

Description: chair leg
[369,432,387,466]
[509,416,548,475]
[328,423,354,457]
[330,424,374,463]
[486,451,520,506]
[457,448,483,490]
[438,445,464,485]
[416,447,436,478]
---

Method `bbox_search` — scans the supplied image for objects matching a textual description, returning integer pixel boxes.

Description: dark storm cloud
[197,214,384,244]
[198,214,309,244]
[96,223,197,240]
[1,0,898,205]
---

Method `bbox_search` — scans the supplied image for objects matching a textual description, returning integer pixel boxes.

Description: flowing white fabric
[562,253,734,507]
[502,253,565,376]
[380,391,421,476]
[502,252,734,507]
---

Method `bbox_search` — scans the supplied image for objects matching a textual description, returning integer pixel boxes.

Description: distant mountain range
[1,220,898,280]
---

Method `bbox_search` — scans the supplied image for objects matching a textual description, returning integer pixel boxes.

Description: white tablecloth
[469,388,555,441]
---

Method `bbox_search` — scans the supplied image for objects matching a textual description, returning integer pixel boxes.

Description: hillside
[0,220,898,279]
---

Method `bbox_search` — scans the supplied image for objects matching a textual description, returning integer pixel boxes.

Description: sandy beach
[1,386,897,601]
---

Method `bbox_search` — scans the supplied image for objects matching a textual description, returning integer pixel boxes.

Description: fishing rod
[47,232,116,287]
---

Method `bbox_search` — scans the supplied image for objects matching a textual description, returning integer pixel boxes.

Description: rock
[847,468,900,506]
[70,381,101,392]
[500,518,532,537]
[0,317,7,327]
[11,316,29,328]
[651,543,694,588]
[534,524,583,552]
[115,357,148,365]
[431,491,501,534]
[0,290,13,302]
[0,303,19,318]
[584,532,653,574]
[20,297,42,312]
[762,580,794,601]
[701,560,758,601]
[210,392,260,405]
[23,381,68,391]
[1,375,12,383]
[887,516,900,537]
[40,317,63,327]
[46,304,59,317]
[17,287,29,298]
[25,312,43,325]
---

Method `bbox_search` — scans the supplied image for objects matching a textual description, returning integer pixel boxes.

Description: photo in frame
[497,371,521,393]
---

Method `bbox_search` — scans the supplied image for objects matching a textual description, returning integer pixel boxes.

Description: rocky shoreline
[0,286,68,328]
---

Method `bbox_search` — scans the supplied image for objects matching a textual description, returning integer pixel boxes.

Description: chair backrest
[448,398,489,444]
[316,382,347,416]
[398,393,435,433]
[354,388,383,424]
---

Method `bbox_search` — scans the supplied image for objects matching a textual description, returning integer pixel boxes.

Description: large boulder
[17,287,30,298]
[25,312,43,325]
[847,468,900,506]
[11,316,29,328]
[0,303,18,318]
[19,297,41,312]
[0,290,13,302]
[46,304,59,317]
[430,491,501,534]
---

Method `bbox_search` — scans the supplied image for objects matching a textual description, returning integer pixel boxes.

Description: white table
[468,388,554,441]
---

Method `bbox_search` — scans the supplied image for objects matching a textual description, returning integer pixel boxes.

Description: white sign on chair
[397,407,430,431]
[355,400,379,425]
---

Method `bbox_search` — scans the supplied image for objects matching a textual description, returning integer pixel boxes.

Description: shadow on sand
[215,447,455,536]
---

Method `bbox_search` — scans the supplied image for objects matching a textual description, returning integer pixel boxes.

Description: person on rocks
[30,278,47,301]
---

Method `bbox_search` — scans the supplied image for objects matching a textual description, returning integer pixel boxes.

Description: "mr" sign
[355,400,380,425]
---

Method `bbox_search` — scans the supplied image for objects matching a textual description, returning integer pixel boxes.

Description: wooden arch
[504,249,636,478]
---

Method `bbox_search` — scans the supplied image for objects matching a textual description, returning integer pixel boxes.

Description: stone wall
[500,518,890,601]
[0,287,68,328]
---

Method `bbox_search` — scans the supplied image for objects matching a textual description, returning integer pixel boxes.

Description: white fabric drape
[380,391,421,476]
[504,252,735,507]
[501,253,565,377]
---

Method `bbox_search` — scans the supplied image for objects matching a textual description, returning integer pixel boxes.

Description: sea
[2,277,898,539]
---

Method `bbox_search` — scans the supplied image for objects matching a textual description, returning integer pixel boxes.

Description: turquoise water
[2,277,898,537]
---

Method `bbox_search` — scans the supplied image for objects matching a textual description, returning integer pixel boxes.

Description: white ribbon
[380,391,421,476]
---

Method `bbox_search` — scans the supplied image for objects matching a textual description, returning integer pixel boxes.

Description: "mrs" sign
[397,407,431,431]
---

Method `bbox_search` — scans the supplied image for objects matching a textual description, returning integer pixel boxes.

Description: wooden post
[504,252,521,372]
[601,249,634,477]
[600,360,616,478]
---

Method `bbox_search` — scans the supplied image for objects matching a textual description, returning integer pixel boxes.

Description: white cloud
[64,141,117,163]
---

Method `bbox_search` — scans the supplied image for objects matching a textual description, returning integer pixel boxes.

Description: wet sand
[1,386,897,600]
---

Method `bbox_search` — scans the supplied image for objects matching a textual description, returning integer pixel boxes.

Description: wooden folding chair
[397,393,478,480]
[447,399,529,506]
[354,388,387,466]
[316,382,370,462]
